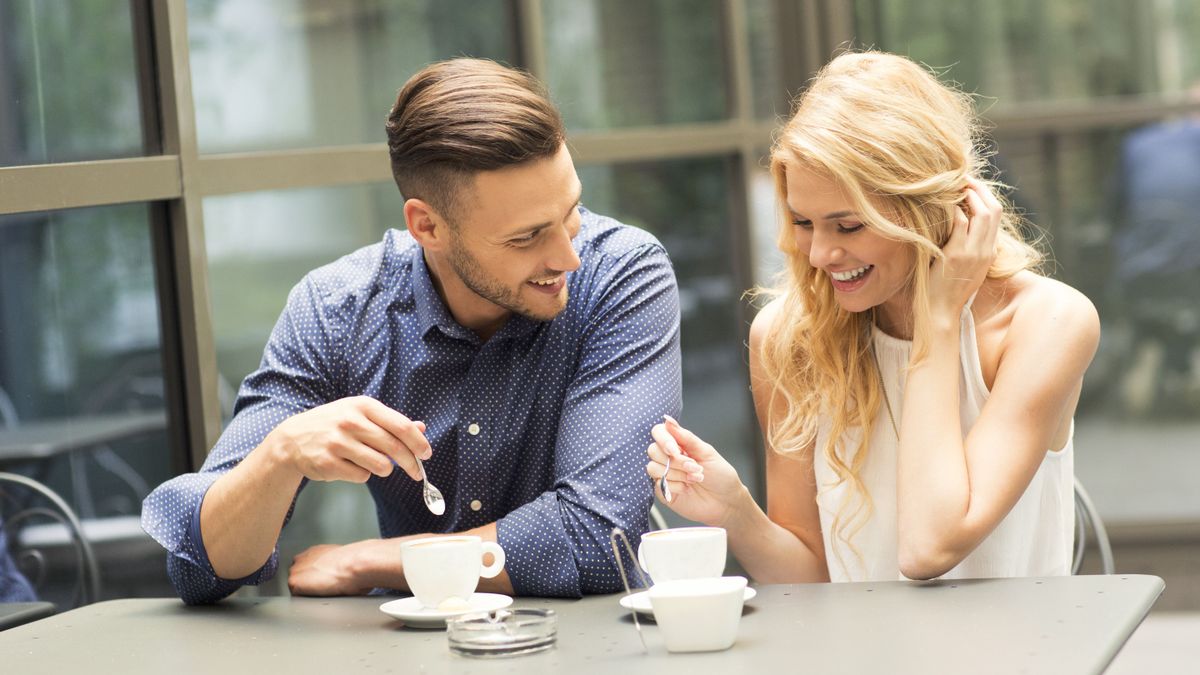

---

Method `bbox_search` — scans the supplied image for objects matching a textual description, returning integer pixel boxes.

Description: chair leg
[1074,478,1115,575]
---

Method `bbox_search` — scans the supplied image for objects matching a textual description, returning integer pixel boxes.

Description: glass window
[579,156,759,502]
[541,0,729,130]
[0,204,173,604]
[748,147,786,287]
[204,183,401,391]
[851,1,1200,532]
[0,0,145,166]
[745,0,788,120]
[186,0,519,153]
[203,183,402,594]
[852,0,1200,102]
[993,123,1200,525]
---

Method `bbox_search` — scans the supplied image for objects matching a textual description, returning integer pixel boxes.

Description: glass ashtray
[446,608,557,658]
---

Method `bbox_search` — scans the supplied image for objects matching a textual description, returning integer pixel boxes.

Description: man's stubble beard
[446,235,567,323]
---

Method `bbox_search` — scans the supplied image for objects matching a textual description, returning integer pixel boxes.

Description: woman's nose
[806,231,844,268]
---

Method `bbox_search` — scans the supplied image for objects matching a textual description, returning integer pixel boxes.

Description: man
[1110,109,1200,415]
[141,58,681,604]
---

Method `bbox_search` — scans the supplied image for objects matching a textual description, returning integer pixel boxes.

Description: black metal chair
[1073,478,1115,575]
[0,472,101,608]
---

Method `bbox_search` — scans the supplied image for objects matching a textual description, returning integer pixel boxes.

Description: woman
[648,51,1099,582]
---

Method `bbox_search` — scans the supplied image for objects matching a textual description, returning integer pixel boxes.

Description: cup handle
[637,542,647,573]
[480,541,505,579]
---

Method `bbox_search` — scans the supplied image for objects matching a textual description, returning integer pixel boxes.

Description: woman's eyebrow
[789,208,858,220]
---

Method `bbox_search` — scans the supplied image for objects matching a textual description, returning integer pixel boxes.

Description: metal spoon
[659,455,673,503]
[415,457,445,515]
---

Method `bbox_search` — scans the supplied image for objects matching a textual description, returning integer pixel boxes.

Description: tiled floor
[1074,415,1200,614]
[1107,612,1200,674]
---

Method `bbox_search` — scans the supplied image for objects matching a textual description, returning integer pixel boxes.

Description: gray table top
[0,575,1163,674]
[0,410,166,462]
[0,601,55,631]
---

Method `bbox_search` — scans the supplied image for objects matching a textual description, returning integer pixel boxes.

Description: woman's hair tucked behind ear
[756,51,1043,574]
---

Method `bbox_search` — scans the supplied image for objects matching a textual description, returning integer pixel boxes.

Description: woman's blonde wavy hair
[759,51,1043,573]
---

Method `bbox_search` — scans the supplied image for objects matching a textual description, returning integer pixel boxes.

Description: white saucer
[619,586,757,614]
[380,593,513,628]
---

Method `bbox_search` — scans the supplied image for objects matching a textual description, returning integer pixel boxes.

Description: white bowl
[648,576,747,653]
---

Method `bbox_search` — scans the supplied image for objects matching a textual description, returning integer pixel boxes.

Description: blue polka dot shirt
[0,526,37,602]
[141,209,682,604]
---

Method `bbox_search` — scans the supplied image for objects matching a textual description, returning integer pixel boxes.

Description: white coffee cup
[400,535,505,609]
[648,575,747,653]
[637,526,727,584]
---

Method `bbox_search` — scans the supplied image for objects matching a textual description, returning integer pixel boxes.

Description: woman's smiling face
[785,164,916,333]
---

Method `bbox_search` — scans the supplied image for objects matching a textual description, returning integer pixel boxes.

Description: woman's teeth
[831,265,872,282]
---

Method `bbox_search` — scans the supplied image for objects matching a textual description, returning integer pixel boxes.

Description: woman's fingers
[649,424,703,473]
[964,179,1002,224]
[966,175,1003,211]
[960,188,1000,263]
[962,187,987,234]
[662,415,720,463]
[645,456,703,485]
[650,421,685,458]
[653,475,691,503]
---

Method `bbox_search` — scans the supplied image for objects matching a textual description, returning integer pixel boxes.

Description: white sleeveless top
[813,304,1074,582]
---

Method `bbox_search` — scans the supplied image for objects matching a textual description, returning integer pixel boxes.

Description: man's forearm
[200,439,305,579]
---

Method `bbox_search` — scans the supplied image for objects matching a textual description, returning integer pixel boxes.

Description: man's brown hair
[385,58,565,225]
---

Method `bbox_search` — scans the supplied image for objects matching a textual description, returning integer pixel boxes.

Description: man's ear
[404,198,450,251]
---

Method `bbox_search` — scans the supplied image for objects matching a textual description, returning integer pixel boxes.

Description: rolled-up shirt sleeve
[497,243,682,597]
[141,276,345,604]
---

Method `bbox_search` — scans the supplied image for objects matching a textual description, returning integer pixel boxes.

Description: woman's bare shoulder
[749,296,786,350]
[996,271,1100,352]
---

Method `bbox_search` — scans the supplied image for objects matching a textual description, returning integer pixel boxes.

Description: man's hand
[266,396,432,484]
[287,538,413,596]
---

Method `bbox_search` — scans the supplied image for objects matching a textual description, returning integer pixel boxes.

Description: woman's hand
[646,415,749,527]
[929,176,1002,322]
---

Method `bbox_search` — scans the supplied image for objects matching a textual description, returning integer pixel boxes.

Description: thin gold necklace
[872,338,900,440]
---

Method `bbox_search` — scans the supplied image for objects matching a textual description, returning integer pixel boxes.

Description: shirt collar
[410,248,544,343]
[411,248,473,342]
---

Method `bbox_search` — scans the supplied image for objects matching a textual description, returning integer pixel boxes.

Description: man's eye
[511,232,540,245]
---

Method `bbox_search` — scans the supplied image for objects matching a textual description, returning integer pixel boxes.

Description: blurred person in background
[0,525,37,602]
[1110,90,1200,416]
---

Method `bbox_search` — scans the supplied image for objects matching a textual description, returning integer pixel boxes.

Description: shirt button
[470,499,483,511]
[467,423,480,436]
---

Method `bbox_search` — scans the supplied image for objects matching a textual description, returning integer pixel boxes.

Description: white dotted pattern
[0,527,36,601]
[141,209,682,604]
